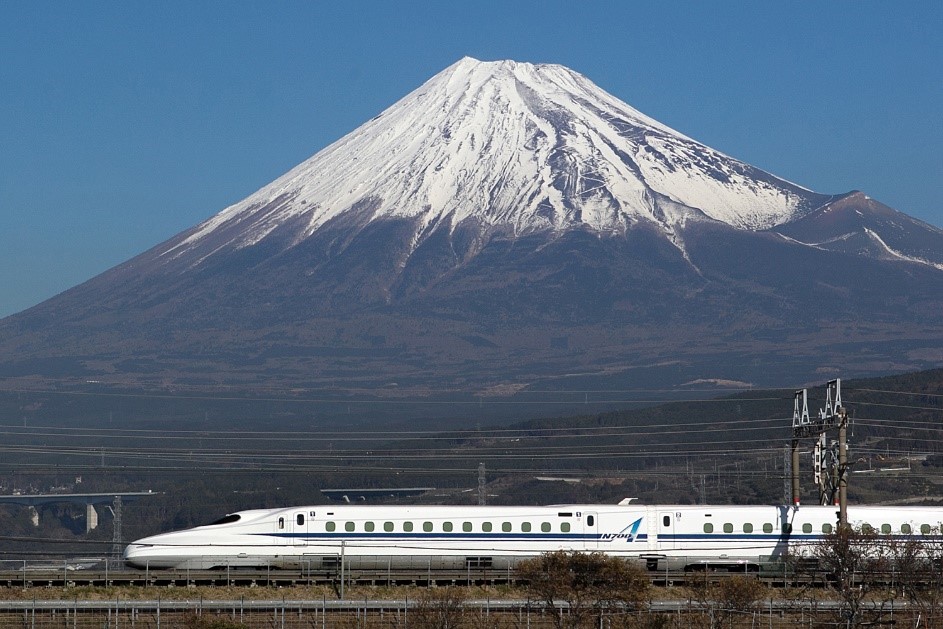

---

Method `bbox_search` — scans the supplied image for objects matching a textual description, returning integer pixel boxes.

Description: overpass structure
[0,491,158,555]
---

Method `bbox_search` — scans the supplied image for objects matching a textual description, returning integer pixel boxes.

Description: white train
[123,501,943,572]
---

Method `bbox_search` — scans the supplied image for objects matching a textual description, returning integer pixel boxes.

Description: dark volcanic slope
[2,205,942,398]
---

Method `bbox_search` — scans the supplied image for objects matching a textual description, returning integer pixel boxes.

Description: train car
[123,501,943,572]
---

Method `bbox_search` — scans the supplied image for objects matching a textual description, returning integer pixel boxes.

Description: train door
[583,511,599,549]
[292,511,308,547]
[657,511,676,550]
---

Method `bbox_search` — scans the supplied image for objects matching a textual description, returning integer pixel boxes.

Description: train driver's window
[703,523,713,533]
[522,522,531,532]
[278,517,284,530]
[384,522,394,532]
[823,523,833,534]
[541,522,551,533]
[297,514,304,526]
[901,523,912,534]
[482,522,493,532]
[763,523,773,533]
[743,523,753,533]
[463,522,473,532]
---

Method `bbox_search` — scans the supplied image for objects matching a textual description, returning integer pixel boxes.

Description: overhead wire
[1,385,942,483]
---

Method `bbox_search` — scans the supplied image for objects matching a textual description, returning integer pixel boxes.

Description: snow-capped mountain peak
[163,57,829,263]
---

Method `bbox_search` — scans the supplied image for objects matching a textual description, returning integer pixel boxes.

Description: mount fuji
[2,58,942,413]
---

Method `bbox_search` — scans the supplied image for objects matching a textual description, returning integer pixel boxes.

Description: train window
[723,523,733,533]
[921,524,931,535]
[364,522,375,532]
[210,514,241,525]
[522,522,532,532]
[823,523,833,534]
[541,522,551,533]
[901,523,912,534]
[384,522,394,532]
[588,515,595,526]
[743,523,753,533]
[502,522,512,532]
[703,523,713,533]
[463,522,473,532]
[443,522,453,532]
[345,522,355,532]
[862,524,873,534]
[423,522,433,532]
[662,515,669,527]
[297,514,305,526]
[403,522,414,532]
[561,522,571,533]
[326,522,335,532]
[278,517,284,530]
[881,524,891,534]
[802,523,812,534]
[763,523,773,534]
[782,523,793,534]
[482,522,493,532]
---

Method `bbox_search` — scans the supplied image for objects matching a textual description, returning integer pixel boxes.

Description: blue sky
[1,2,940,318]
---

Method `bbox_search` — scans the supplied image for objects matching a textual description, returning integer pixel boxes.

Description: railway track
[0,566,815,589]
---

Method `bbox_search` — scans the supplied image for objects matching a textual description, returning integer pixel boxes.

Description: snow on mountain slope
[162,57,829,264]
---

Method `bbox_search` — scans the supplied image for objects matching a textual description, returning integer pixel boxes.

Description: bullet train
[123,501,943,572]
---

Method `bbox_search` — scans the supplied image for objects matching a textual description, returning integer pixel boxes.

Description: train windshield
[207,514,241,526]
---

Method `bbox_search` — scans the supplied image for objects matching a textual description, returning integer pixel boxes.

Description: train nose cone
[122,543,142,567]
[123,536,158,568]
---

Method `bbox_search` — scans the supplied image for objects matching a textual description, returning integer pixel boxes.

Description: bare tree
[811,525,893,627]
[887,525,943,626]
[687,575,767,628]
[517,550,650,629]
[408,586,469,629]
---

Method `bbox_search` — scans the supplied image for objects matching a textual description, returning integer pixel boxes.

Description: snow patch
[864,229,943,271]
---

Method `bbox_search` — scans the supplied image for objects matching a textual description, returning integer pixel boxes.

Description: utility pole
[783,446,791,505]
[791,379,850,528]
[837,403,849,528]
[110,495,123,559]
[477,462,486,506]
[790,389,810,506]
